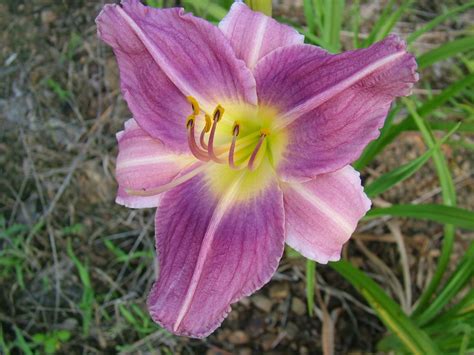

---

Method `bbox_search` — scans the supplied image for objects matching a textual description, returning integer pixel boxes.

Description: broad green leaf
[366,204,474,230]
[331,260,439,354]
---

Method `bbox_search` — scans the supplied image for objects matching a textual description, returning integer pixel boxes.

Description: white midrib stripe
[116,6,213,111]
[291,183,353,235]
[247,16,268,70]
[117,155,179,169]
[274,51,405,130]
[173,172,246,331]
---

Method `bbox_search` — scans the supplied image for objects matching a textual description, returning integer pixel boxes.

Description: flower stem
[245,0,272,16]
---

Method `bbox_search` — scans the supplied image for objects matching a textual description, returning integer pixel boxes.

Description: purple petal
[96,0,257,152]
[283,166,371,263]
[148,171,285,337]
[115,119,198,208]
[219,2,303,70]
[255,35,418,181]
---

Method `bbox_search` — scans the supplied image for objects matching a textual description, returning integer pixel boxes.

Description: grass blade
[365,204,474,230]
[404,99,457,316]
[364,123,460,197]
[373,0,412,43]
[67,240,95,336]
[329,0,344,52]
[303,0,316,34]
[415,242,474,326]
[407,2,474,44]
[362,0,396,47]
[418,36,474,69]
[306,260,316,316]
[355,73,474,170]
[330,260,440,354]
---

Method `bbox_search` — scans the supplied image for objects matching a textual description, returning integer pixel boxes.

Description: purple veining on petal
[283,166,371,263]
[148,171,285,338]
[96,0,257,152]
[115,119,195,208]
[255,35,418,180]
[219,2,304,70]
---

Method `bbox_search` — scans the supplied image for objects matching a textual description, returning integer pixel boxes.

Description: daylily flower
[96,0,418,338]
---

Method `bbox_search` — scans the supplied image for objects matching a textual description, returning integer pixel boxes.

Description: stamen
[187,96,200,116]
[247,132,267,171]
[207,106,226,164]
[229,122,244,170]
[187,116,210,162]
[199,114,211,150]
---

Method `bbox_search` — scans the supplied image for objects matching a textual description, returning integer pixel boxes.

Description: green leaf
[330,260,440,354]
[364,123,460,197]
[366,205,474,230]
[418,36,474,69]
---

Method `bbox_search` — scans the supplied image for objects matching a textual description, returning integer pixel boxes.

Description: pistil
[247,132,267,171]
[184,98,271,172]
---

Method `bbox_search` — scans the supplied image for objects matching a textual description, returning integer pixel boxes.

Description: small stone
[269,282,290,300]
[239,297,251,307]
[252,294,273,313]
[299,346,309,355]
[285,322,299,340]
[228,330,250,345]
[291,297,306,316]
[41,9,57,26]
[261,334,278,351]
[206,348,231,355]
[238,348,252,355]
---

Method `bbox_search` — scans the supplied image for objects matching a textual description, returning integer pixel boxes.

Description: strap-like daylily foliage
[96,0,418,338]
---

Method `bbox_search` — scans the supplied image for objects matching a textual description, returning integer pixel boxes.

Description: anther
[212,105,225,122]
[187,96,200,115]
[232,121,240,136]
[207,105,226,163]
[186,114,195,128]
[229,122,242,170]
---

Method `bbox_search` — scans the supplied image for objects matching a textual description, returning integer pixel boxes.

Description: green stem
[245,0,272,16]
